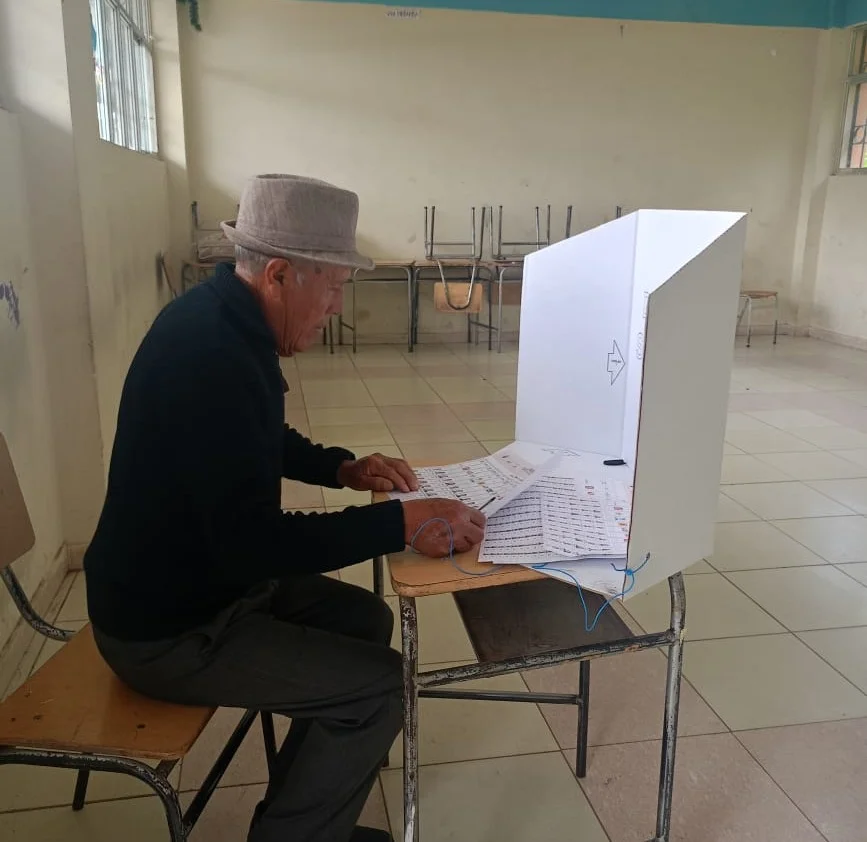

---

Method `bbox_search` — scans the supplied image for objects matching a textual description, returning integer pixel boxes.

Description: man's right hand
[402,499,486,558]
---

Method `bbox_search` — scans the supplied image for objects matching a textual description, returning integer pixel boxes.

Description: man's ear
[263,258,293,289]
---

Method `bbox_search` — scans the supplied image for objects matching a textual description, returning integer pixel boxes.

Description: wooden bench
[0,434,277,841]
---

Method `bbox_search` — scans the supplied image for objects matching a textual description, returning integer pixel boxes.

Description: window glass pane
[847,81,867,169]
[88,0,157,154]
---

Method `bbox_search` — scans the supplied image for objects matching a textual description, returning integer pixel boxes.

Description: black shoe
[350,827,392,842]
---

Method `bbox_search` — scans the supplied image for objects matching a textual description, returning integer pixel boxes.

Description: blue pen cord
[409,519,650,630]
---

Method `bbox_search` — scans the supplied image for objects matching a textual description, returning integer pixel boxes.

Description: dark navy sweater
[84,264,405,641]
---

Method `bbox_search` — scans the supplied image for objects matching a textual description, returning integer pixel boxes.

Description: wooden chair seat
[0,624,214,760]
[741,289,777,299]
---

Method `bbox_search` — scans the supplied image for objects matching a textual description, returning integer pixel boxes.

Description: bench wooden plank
[0,625,214,760]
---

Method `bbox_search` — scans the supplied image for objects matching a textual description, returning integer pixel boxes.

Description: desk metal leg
[650,573,686,842]
[406,269,414,353]
[497,268,506,353]
[400,596,420,842]
[575,660,590,779]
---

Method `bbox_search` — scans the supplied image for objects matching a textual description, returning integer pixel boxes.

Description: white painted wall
[0,109,65,653]
[64,0,174,460]
[0,0,178,656]
[177,1,819,341]
[811,175,867,346]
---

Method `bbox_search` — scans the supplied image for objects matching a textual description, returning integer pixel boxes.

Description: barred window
[89,0,157,154]
[841,26,867,171]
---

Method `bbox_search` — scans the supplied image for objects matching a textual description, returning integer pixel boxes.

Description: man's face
[259,258,349,356]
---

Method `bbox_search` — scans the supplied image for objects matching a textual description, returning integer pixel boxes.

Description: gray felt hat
[221,174,375,271]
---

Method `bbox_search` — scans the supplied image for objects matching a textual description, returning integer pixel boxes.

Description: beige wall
[177,1,819,341]
[0,0,178,655]
[0,109,66,651]
[811,175,867,345]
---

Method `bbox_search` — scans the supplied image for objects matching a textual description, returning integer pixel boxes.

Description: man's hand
[402,499,486,558]
[337,454,419,493]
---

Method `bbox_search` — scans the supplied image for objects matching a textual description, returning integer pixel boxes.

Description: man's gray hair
[234,245,270,275]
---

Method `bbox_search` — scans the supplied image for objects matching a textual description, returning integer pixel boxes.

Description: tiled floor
[4,336,867,841]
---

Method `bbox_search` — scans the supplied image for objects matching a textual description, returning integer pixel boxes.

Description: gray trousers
[93,575,403,842]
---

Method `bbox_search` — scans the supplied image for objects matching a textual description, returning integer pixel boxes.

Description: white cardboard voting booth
[515,209,748,598]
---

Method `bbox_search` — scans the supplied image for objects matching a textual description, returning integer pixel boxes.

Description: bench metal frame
[373,554,688,842]
[0,566,280,842]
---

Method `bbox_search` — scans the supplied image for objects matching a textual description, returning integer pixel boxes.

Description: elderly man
[84,175,485,842]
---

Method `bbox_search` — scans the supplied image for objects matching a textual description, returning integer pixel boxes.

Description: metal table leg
[650,573,687,842]
[401,596,420,842]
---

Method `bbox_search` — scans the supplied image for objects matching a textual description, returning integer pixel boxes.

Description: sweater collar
[210,262,277,353]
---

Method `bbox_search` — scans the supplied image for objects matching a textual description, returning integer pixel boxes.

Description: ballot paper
[478,457,635,598]
[389,442,559,517]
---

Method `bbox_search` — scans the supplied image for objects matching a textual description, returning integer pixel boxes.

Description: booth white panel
[515,214,638,457]
[626,216,748,597]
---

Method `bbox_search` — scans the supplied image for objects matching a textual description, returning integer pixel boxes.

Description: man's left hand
[337,454,420,493]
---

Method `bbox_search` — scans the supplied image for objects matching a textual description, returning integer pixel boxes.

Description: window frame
[90,0,158,156]
[838,26,867,173]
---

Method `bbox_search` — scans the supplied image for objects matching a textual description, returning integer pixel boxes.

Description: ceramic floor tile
[284,408,310,435]
[719,454,792,484]
[425,375,508,403]
[773,516,867,563]
[727,566,867,631]
[837,561,867,585]
[808,478,867,514]
[722,442,745,455]
[625,573,783,639]
[578,733,826,842]
[0,758,180,812]
[738,719,867,842]
[724,428,818,454]
[685,560,715,574]
[386,594,477,664]
[180,708,291,791]
[716,492,761,523]
[723,482,851,519]
[281,480,324,510]
[837,447,867,468]
[399,441,488,464]
[340,559,395,596]
[523,649,725,751]
[355,364,419,379]
[378,404,461,425]
[364,378,443,406]
[346,444,404,460]
[381,753,608,842]
[481,439,514,454]
[448,401,516,421]
[321,486,373,507]
[309,423,394,447]
[683,635,867,730]
[757,451,867,481]
[388,670,558,767]
[386,421,475,445]
[58,573,88,622]
[726,412,776,431]
[301,379,373,408]
[462,418,516,440]
[798,627,867,693]
[746,409,840,429]
[305,406,384,426]
[709,521,826,571]
[0,796,170,841]
[794,426,867,450]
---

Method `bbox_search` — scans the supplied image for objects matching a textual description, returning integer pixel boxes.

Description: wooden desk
[374,488,688,842]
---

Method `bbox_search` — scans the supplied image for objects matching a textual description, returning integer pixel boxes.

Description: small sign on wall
[385,7,421,19]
